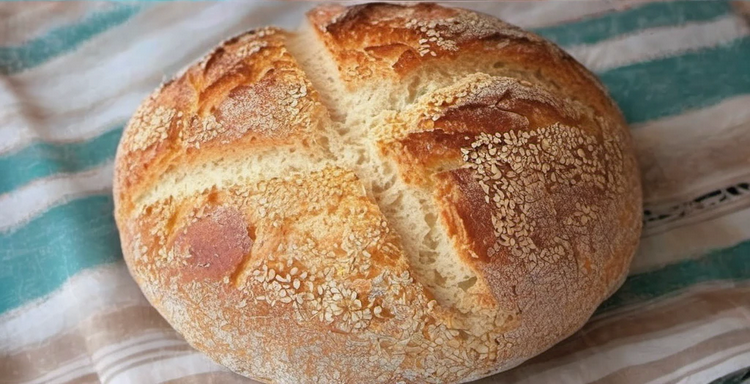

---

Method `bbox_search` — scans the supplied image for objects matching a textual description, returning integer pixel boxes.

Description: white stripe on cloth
[102,350,196,384]
[634,96,750,205]
[94,337,190,377]
[20,355,93,384]
[634,204,750,272]
[0,161,113,232]
[645,343,750,384]
[676,351,750,384]
[0,2,311,155]
[456,1,624,29]
[515,316,750,384]
[18,332,188,384]
[566,15,750,72]
[0,263,144,352]
[46,364,98,384]
[91,331,179,364]
[107,352,230,384]
[622,93,750,272]
[635,96,750,204]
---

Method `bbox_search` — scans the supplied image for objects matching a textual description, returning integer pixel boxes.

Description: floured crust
[307,3,618,118]
[379,73,641,370]
[114,4,642,384]
[114,27,327,214]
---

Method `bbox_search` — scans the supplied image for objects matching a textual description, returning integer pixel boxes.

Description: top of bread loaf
[113,3,642,383]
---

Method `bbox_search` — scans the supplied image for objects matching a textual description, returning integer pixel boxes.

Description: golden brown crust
[113,27,326,216]
[114,4,642,384]
[381,73,642,362]
[307,3,619,119]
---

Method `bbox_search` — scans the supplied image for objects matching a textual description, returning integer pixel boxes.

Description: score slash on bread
[113,3,642,383]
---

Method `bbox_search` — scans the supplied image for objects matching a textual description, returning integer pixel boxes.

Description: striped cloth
[1,2,749,383]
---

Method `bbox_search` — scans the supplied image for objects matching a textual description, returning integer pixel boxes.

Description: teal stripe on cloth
[533,1,731,47]
[0,195,121,315]
[0,193,748,315]
[600,37,750,124]
[0,5,141,75]
[0,126,123,195]
[598,239,750,314]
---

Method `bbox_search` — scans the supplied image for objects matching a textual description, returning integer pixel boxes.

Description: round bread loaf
[114,3,642,383]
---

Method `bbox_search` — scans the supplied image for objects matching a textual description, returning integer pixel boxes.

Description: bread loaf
[113,3,642,383]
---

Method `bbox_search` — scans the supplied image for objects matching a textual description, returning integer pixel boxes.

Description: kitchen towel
[1,1,749,383]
